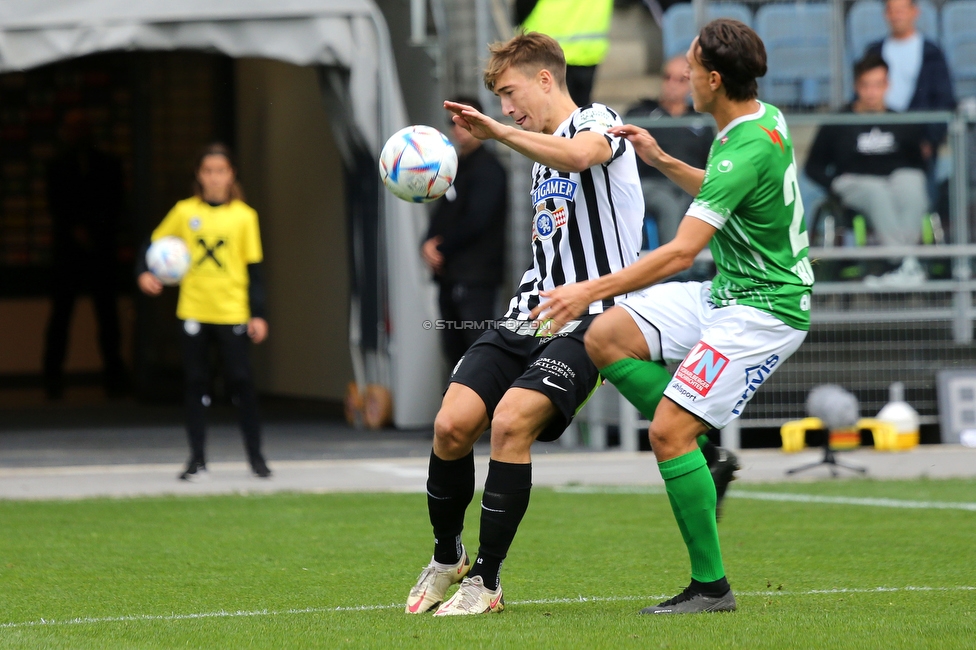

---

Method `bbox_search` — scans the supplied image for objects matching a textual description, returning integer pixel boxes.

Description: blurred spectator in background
[514,0,613,106]
[625,54,713,248]
[805,54,928,285]
[865,0,955,158]
[44,109,126,399]
[422,97,507,368]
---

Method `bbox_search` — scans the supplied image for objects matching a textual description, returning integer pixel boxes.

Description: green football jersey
[687,102,814,330]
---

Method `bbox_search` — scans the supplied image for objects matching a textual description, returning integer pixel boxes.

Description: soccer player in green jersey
[530,19,813,614]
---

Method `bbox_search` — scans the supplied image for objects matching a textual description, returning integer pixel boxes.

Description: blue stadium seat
[941,0,976,98]
[756,3,833,107]
[847,0,939,61]
[661,3,753,61]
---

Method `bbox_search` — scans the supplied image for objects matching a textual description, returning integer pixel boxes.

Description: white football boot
[405,548,471,614]
[432,575,504,616]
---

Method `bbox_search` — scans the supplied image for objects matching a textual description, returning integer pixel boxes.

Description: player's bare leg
[640,398,735,614]
[586,307,739,520]
[434,388,556,616]
[406,384,488,614]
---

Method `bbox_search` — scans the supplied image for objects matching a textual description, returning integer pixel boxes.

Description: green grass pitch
[1,478,974,648]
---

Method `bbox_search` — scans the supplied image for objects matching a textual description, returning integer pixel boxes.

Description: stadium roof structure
[0,0,442,427]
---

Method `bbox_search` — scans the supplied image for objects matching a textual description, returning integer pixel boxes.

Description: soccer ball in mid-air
[146,236,191,286]
[379,125,458,203]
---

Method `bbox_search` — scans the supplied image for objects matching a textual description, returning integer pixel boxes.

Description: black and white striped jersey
[505,103,645,319]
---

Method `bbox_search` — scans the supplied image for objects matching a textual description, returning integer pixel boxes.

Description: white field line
[2,586,974,630]
[554,485,976,511]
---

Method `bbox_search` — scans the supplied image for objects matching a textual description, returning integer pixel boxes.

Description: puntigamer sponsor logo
[674,342,729,397]
[531,178,578,205]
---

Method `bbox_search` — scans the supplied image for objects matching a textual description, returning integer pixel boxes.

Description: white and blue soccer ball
[379,125,458,203]
[146,236,191,286]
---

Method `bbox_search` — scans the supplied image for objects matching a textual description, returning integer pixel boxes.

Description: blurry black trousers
[565,65,597,108]
[437,281,498,369]
[43,253,124,391]
[179,321,262,462]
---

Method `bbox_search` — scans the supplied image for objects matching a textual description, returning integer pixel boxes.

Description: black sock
[690,576,730,598]
[469,459,532,591]
[427,450,475,565]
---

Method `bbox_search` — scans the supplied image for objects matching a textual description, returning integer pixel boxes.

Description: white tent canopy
[0,0,442,427]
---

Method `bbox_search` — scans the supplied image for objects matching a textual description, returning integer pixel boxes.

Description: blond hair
[483,31,567,92]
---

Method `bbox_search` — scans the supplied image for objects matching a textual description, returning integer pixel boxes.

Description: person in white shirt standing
[864,0,955,205]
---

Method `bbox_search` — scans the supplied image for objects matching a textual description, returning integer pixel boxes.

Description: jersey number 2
[783,160,808,256]
[784,160,814,286]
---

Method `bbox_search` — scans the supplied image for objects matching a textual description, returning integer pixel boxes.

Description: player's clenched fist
[137,271,163,296]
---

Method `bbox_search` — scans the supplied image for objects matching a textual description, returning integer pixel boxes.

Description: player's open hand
[248,317,268,344]
[529,281,595,334]
[607,124,667,168]
[137,271,163,296]
[444,101,503,141]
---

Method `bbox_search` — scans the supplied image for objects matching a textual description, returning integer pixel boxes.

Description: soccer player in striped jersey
[532,19,814,614]
[404,31,645,616]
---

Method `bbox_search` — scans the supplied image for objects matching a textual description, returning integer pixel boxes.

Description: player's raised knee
[488,405,536,453]
[433,408,478,457]
[583,314,617,368]
[648,419,674,454]
[489,405,528,440]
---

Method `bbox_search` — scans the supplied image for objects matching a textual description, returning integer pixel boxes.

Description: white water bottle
[875,382,920,450]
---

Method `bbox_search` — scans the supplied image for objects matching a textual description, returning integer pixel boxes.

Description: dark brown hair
[854,52,889,82]
[192,142,244,202]
[484,31,566,92]
[696,19,767,102]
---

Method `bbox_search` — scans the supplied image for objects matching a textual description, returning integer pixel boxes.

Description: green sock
[697,434,710,449]
[600,358,671,420]
[658,449,726,583]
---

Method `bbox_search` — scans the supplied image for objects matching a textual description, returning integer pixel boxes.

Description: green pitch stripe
[553,485,976,511]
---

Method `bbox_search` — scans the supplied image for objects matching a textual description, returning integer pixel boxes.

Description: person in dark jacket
[43,109,127,399]
[864,0,955,152]
[806,54,928,285]
[421,97,507,367]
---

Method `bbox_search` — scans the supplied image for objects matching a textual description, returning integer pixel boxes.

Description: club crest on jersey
[675,342,729,397]
[532,207,567,241]
[531,177,578,206]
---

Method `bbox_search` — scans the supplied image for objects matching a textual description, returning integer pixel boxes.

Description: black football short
[448,315,602,442]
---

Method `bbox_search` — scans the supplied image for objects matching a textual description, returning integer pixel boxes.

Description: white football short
[618,281,807,428]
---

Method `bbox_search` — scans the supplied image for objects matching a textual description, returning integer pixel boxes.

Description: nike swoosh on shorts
[542,376,568,392]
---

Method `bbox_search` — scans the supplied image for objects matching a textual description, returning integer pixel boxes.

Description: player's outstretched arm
[529,217,717,330]
[444,101,611,172]
[608,124,705,196]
